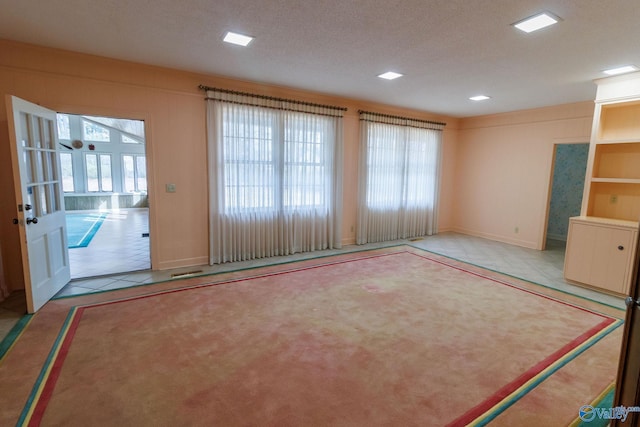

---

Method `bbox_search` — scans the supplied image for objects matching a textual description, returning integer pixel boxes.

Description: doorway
[56,113,151,279]
[545,142,589,249]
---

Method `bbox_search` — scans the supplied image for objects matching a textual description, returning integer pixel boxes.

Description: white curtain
[207,90,344,264]
[357,112,444,244]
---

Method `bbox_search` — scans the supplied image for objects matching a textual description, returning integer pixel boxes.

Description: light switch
[166,183,176,193]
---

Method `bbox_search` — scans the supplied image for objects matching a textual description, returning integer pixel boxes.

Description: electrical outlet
[515,226,519,234]
[610,194,618,204]
[166,183,176,193]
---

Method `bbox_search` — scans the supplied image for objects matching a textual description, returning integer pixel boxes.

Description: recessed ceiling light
[469,95,491,101]
[513,12,559,33]
[603,65,639,76]
[223,31,254,47]
[378,71,403,80]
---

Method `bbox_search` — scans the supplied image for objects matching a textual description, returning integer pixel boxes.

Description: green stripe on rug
[17,308,80,427]
[569,382,616,427]
[0,314,33,361]
[471,320,623,426]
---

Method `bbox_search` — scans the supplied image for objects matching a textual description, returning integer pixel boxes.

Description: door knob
[26,217,38,225]
[625,296,640,307]
[618,245,625,251]
[12,218,18,225]
[24,204,32,211]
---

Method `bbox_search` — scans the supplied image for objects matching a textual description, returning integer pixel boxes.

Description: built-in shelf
[594,139,640,145]
[565,72,640,295]
[591,178,640,184]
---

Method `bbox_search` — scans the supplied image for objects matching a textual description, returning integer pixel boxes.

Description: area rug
[65,212,107,248]
[0,246,624,426]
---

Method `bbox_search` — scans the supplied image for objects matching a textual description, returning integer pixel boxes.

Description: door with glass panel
[6,95,70,313]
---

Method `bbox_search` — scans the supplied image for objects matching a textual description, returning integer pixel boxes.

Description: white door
[6,95,70,313]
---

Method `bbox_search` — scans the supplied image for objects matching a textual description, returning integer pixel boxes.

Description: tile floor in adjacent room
[68,208,150,280]
[0,225,627,343]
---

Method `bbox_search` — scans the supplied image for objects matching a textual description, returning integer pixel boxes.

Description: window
[85,154,112,192]
[123,154,146,192]
[57,114,70,140]
[365,125,438,209]
[83,120,110,142]
[357,112,444,244]
[122,134,141,144]
[60,152,74,192]
[221,108,332,213]
[222,114,275,210]
[283,117,328,209]
[56,113,146,194]
[207,92,344,264]
[136,156,147,191]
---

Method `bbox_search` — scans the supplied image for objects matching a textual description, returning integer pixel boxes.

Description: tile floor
[0,229,627,344]
[69,208,150,279]
[47,231,632,309]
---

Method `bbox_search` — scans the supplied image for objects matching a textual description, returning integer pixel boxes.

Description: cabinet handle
[618,245,625,251]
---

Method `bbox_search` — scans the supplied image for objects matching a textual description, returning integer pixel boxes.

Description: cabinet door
[564,222,596,285]
[592,227,635,294]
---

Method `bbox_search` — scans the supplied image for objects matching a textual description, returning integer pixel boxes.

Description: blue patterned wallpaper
[546,144,589,241]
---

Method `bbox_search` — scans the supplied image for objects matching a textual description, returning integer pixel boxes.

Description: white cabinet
[564,217,638,295]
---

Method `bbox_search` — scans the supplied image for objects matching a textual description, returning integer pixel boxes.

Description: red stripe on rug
[24,252,401,424]
[409,251,614,319]
[83,251,403,310]
[24,250,618,425]
[445,317,616,427]
[28,307,86,427]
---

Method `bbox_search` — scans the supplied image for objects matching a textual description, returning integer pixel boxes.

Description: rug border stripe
[17,307,84,427]
[52,242,625,317]
[0,315,33,364]
[52,245,409,301]
[568,381,616,427]
[451,320,623,426]
[73,251,405,310]
[407,243,626,315]
[21,247,622,425]
[410,251,616,320]
[17,252,406,424]
[62,250,620,324]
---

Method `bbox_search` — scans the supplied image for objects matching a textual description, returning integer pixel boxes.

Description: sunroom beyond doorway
[57,113,151,279]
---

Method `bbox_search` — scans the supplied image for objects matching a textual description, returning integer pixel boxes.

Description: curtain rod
[199,85,347,112]
[358,110,446,127]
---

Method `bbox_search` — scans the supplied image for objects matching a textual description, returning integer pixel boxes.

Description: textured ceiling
[1,0,639,117]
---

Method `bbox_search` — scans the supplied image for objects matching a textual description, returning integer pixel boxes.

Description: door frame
[5,100,156,304]
[59,112,152,279]
[54,105,156,274]
[540,137,590,250]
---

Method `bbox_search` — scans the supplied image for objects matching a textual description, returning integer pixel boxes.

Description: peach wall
[455,102,595,249]
[0,39,457,291]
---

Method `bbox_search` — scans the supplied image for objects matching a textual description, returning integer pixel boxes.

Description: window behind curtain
[207,91,344,265]
[357,113,443,244]
[222,107,275,211]
[284,113,330,209]
[220,106,332,213]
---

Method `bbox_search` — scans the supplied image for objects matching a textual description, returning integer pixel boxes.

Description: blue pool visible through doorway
[66,212,108,248]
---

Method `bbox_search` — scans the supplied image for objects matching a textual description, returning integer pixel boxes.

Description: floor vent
[171,270,203,279]
[408,237,424,242]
